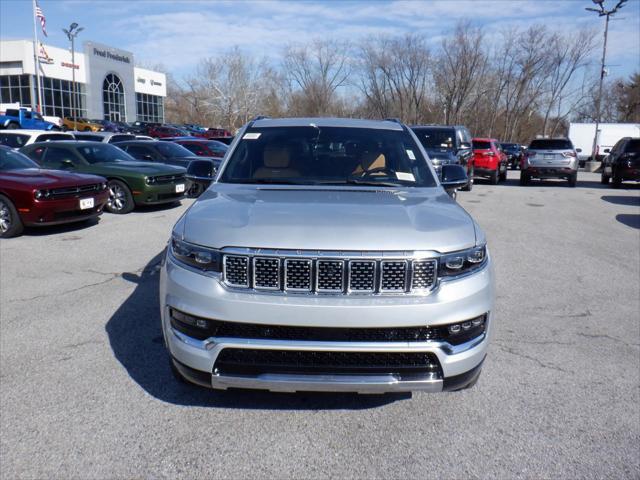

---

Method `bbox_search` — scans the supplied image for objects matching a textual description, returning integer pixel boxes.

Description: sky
[1,0,639,81]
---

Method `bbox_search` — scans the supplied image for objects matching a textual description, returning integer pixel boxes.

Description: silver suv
[521,138,580,187]
[160,117,494,393]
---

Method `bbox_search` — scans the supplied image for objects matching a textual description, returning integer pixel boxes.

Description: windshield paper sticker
[396,172,415,182]
[406,149,416,160]
[243,133,261,140]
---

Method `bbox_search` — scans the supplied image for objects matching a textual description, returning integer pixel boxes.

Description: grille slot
[153,174,186,184]
[412,259,437,290]
[316,260,344,292]
[49,183,101,199]
[284,259,312,291]
[253,257,280,290]
[380,261,408,292]
[223,256,249,287]
[348,261,376,292]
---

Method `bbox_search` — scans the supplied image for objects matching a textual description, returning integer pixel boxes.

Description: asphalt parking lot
[1,171,639,479]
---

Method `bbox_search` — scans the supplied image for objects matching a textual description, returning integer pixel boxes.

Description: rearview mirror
[441,164,468,192]
[576,148,582,153]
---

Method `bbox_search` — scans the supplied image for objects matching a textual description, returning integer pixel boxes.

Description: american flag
[35,0,47,37]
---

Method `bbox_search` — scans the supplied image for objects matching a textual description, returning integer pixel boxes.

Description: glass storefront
[0,74,32,107]
[103,73,126,121]
[42,76,87,118]
[135,92,164,123]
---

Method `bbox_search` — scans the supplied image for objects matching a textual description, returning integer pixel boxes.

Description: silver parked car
[520,138,580,187]
[160,117,495,393]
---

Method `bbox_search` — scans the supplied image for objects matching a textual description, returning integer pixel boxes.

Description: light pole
[585,0,627,164]
[62,23,83,124]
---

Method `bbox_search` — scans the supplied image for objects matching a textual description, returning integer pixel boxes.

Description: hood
[0,168,104,187]
[425,149,457,164]
[182,184,477,252]
[93,161,186,175]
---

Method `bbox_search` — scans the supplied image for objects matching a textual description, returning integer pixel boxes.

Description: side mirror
[142,154,154,161]
[603,148,610,153]
[61,159,75,168]
[459,142,471,150]
[441,164,468,192]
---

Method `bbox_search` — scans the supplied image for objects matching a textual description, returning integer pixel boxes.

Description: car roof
[114,140,157,146]
[411,125,463,130]
[0,129,74,135]
[251,117,404,131]
[28,140,106,147]
[472,137,497,142]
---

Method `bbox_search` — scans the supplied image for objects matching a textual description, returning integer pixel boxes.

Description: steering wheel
[360,166,396,178]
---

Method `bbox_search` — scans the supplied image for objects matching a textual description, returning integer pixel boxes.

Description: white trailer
[569,123,640,163]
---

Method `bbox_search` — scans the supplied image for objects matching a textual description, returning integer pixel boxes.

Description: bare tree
[283,39,351,116]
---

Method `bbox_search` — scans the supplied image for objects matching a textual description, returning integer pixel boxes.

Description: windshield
[205,141,228,153]
[472,140,491,150]
[529,139,573,150]
[501,143,518,150]
[626,139,640,153]
[0,133,30,148]
[77,144,135,164]
[0,148,39,170]
[412,128,456,150]
[156,142,194,158]
[219,126,437,187]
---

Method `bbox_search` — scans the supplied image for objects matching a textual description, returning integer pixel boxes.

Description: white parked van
[569,123,640,164]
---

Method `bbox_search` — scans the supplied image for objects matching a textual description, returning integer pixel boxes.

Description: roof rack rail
[384,118,402,124]
[252,115,269,122]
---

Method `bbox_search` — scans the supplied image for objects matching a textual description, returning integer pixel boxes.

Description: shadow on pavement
[105,252,408,409]
[616,214,640,229]
[601,195,640,207]
[22,216,100,237]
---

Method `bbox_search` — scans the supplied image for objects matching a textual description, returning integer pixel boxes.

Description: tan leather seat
[352,151,386,175]
[253,145,300,179]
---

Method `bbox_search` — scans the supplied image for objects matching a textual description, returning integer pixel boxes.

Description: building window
[135,93,164,123]
[103,73,126,121]
[40,76,86,118]
[0,74,32,108]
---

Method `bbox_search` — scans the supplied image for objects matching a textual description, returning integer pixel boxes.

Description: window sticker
[406,149,416,160]
[243,132,261,140]
[396,172,415,182]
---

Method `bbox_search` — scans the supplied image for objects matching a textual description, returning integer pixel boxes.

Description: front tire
[460,166,473,191]
[0,195,24,238]
[499,166,507,182]
[612,169,622,188]
[489,169,499,185]
[7,122,19,130]
[601,171,610,184]
[519,171,530,186]
[106,179,134,214]
[568,172,577,188]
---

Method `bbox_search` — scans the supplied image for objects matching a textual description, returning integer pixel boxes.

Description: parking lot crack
[494,342,573,374]
[575,332,639,348]
[7,274,120,304]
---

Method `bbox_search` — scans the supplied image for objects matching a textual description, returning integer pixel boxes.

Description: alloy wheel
[108,183,126,211]
[0,199,12,233]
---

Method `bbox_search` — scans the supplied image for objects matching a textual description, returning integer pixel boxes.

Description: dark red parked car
[472,138,508,184]
[172,138,228,158]
[147,125,190,139]
[0,146,109,238]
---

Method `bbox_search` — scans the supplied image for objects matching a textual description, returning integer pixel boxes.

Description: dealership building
[0,39,166,122]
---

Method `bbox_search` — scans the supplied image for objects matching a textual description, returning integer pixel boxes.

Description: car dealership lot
[1,171,638,479]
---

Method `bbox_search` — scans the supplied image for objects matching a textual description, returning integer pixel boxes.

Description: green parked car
[20,141,188,214]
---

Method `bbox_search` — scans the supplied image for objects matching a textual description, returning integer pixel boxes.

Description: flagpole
[31,0,43,113]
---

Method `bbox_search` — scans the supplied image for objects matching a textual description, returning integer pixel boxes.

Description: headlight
[439,245,487,277]
[170,235,221,272]
[145,176,156,185]
[34,189,50,200]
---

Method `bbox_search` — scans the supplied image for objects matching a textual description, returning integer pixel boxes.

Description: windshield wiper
[316,179,405,188]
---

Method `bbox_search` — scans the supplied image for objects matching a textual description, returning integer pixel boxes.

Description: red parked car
[471,138,508,184]
[0,146,109,238]
[147,125,190,139]
[172,138,228,158]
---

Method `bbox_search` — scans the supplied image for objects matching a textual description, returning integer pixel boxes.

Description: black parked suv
[601,137,640,188]
[411,125,474,191]
[117,140,220,197]
[500,143,523,169]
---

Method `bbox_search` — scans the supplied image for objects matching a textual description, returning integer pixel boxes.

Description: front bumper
[20,192,108,226]
[134,183,187,205]
[159,251,495,393]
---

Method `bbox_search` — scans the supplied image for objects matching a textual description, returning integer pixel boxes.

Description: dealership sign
[93,47,131,64]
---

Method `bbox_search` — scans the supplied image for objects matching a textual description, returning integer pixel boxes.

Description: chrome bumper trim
[210,372,443,393]
[171,326,486,356]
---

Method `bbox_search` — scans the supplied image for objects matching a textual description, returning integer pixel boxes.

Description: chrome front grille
[222,252,437,295]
